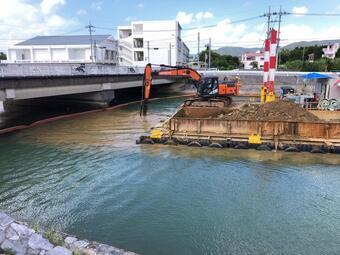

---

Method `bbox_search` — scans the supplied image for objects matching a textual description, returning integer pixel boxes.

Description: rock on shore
[0,212,137,255]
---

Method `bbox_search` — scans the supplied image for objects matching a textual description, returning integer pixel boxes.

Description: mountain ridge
[215,39,340,56]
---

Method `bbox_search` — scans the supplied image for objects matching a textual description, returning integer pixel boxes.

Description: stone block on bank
[71,239,89,250]
[1,239,26,255]
[0,212,13,227]
[11,222,34,238]
[64,236,77,247]
[0,227,5,244]
[28,233,54,251]
[46,246,72,255]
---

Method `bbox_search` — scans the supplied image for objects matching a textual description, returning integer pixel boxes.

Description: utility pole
[86,21,95,63]
[276,6,283,69]
[197,32,200,64]
[302,47,305,61]
[169,43,172,65]
[147,41,150,63]
[266,6,271,38]
[94,40,97,62]
[208,38,211,69]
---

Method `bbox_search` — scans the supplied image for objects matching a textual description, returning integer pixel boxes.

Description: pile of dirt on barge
[138,100,340,154]
[216,100,320,122]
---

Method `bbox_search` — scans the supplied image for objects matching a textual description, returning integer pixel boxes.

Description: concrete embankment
[0,211,137,255]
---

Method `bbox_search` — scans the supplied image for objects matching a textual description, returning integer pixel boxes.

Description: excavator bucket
[140,64,152,116]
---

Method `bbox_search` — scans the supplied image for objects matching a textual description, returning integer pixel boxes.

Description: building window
[134,51,144,61]
[133,24,143,34]
[134,38,143,48]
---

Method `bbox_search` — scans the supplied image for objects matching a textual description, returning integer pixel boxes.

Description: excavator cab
[197,76,239,98]
[197,77,219,97]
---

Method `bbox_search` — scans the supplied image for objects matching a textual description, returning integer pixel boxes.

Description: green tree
[280,45,325,64]
[0,52,6,60]
[285,60,303,71]
[199,50,240,70]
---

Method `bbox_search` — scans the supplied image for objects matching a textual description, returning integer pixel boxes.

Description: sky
[0,0,340,52]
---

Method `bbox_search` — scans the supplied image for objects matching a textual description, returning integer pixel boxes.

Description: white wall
[33,49,50,61]
[51,48,67,61]
[118,20,189,67]
[242,54,264,70]
[8,39,117,64]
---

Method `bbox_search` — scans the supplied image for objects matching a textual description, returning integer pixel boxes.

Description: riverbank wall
[0,211,137,255]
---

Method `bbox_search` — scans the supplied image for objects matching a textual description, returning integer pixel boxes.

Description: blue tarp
[300,72,332,80]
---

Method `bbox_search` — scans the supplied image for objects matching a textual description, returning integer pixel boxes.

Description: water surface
[0,97,340,255]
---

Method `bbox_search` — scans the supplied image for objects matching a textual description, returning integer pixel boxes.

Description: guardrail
[201,70,340,77]
[0,63,144,77]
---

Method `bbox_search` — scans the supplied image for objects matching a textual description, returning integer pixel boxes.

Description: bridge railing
[0,63,145,77]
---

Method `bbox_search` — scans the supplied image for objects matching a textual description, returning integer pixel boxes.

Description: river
[0,97,340,255]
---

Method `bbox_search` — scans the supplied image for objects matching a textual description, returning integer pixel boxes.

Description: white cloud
[0,0,78,50]
[280,24,313,42]
[195,12,214,21]
[91,1,103,11]
[137,3,144,8]
[176,11,214,25]
[292,6,308,15]
[182,18,260,53]
[337,5,340,11]
[76,9,87,15]
[176,11,194,25]
[41,0,65,15]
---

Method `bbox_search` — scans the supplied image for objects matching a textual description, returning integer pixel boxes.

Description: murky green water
[0,98,340,255]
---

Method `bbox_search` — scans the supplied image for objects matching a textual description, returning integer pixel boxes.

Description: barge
[138,102,340,154]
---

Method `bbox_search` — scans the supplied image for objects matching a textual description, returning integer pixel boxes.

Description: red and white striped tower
[268,29,278,94]
[261,38,271,103]
[263,38,270,89]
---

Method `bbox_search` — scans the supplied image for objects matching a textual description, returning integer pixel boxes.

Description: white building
[7,35,117,64]
[322,43,339,59]
[117,20,190,67]
[241,51,265,70]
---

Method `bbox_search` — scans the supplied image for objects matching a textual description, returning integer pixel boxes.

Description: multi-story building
[117,20,190,67]
[7,35,117,64]
[241,51,265,70]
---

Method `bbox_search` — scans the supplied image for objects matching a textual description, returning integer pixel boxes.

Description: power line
[92,14,265,33]
[287,12,340,16]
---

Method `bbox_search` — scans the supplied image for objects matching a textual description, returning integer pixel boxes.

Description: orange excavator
[140,64,240,115]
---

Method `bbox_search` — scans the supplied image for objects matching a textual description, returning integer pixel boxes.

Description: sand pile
[217,100,320,122]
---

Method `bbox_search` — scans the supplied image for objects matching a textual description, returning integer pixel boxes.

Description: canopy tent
[300,72,333,80]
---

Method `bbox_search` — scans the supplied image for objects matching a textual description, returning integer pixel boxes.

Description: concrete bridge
[0,63,175,104]
[1,63,338,104]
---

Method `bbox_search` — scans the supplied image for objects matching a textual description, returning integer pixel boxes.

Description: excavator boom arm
[140,64,201,116]
[143,64,201,100]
